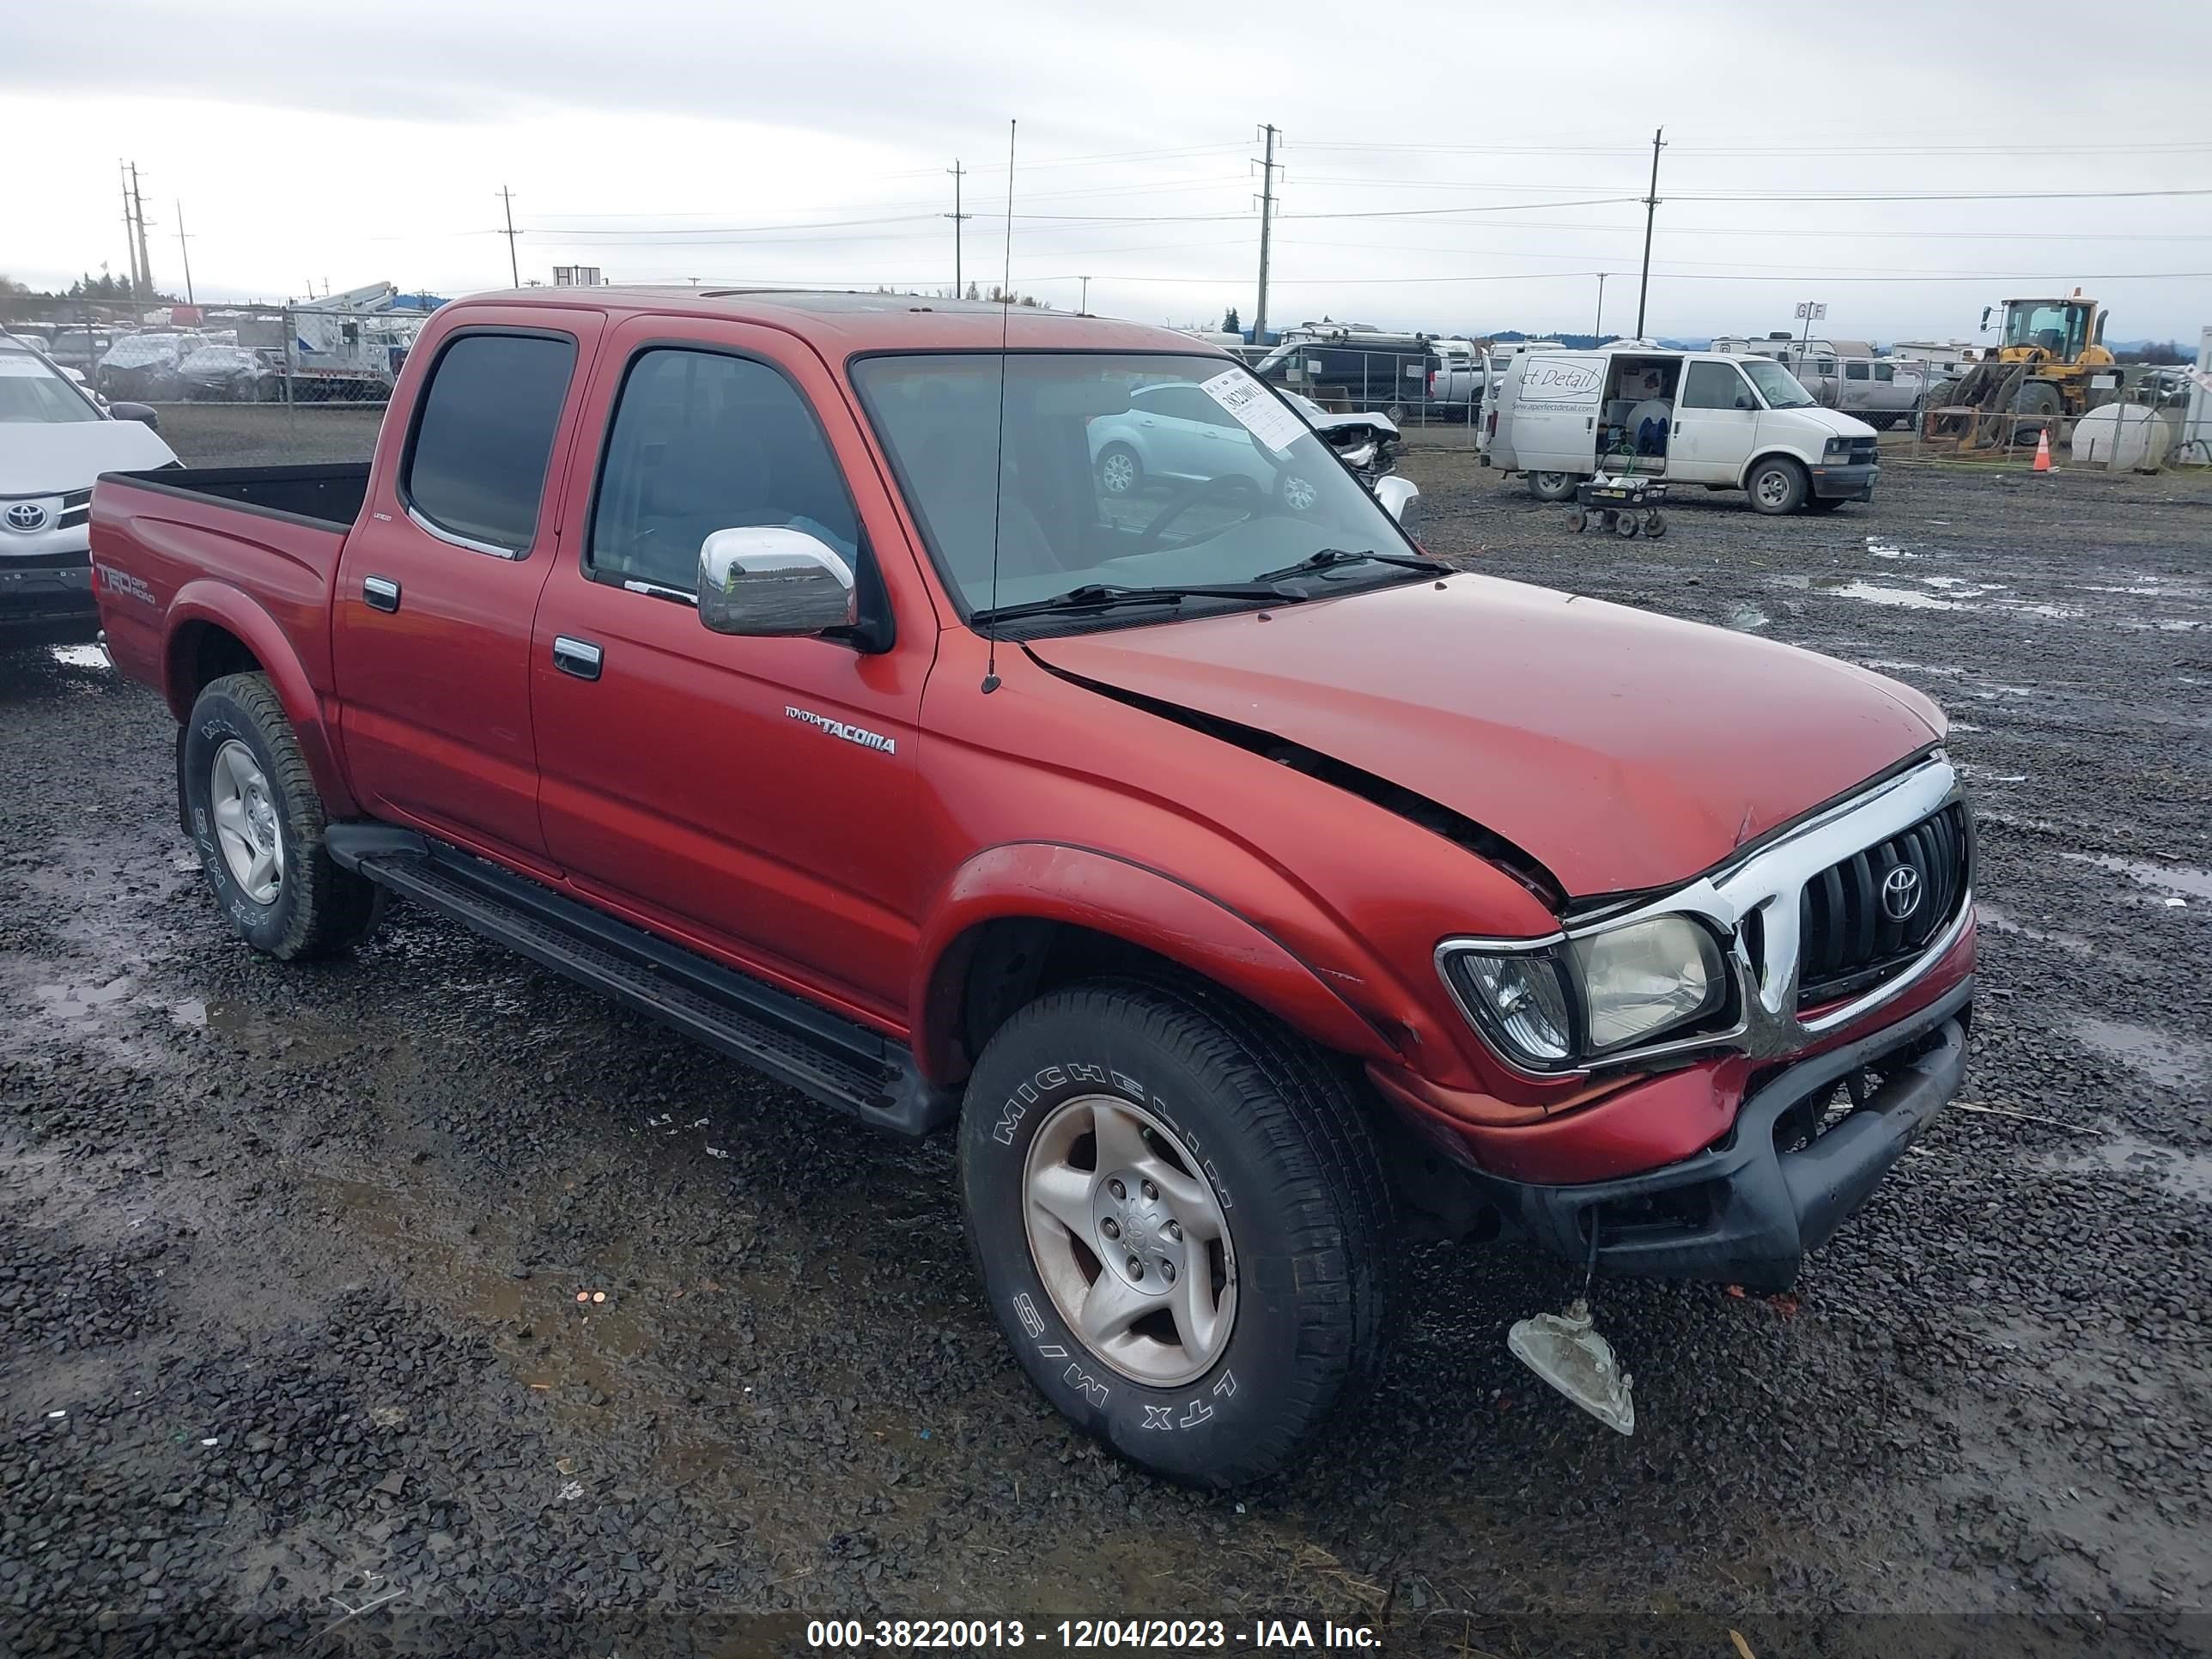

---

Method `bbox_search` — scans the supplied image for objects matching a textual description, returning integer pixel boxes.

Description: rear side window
[1845,362,1870,380]
[404,332,576,553]
[587,348,860,596]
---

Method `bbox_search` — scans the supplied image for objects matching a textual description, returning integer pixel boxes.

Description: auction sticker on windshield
[1199,369,1306,454]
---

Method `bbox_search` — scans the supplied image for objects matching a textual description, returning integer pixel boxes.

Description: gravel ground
[3,440,2209,1656]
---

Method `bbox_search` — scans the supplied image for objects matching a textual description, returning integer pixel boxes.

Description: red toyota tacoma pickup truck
[91,289,1975,1485]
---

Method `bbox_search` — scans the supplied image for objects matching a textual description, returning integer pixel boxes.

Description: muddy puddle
[2069,1016,2209,1091]
[2062,851,2212,903]
[2051,1132,2212,1204]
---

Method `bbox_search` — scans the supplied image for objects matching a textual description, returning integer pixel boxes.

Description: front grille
[1796,802,1968,1007]
[58,489,91,530]
[1847,437,1878,465]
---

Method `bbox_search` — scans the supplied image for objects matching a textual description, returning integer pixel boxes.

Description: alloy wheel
[1021,1093,1237,1387]
[209,739,283,904]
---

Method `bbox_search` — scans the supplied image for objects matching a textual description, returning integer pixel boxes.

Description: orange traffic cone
[2033,428,2053,472]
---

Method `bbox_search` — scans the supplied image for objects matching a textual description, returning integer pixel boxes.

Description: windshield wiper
[969,580,1300,627]
[1249,546,1448,584]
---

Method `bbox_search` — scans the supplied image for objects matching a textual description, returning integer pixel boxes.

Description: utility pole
[497,185,521,287]
[1594,272,1607,340]
[1632,127,1664,343]
[945,160,971,295]
[1078,275,1091,314]
[174,202,196,307]
[118,164,143,296]
[1252,124,1279,347]
[130,163,156,301]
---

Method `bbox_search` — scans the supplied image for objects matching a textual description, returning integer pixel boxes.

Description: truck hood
[1794,405,1879,441]
[0,420,178,496]
[1028,574,1943,897]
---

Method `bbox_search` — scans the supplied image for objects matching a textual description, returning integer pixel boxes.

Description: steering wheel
[1136,474,1260,551]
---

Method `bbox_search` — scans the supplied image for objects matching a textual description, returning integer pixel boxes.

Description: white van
[1480,344,1881,514]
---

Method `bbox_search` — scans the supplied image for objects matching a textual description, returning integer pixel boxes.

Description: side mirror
[697,526,858,638]
[109,402,161,430]
[1373,475,1418,527]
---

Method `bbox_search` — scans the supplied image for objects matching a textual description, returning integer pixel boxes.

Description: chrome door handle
[551,635,603,681]
[362,575,400,613]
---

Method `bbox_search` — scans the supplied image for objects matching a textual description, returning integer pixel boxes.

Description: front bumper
[1809,460,1879,501]
[0,550,98,644]
[1482,974,1972,1291]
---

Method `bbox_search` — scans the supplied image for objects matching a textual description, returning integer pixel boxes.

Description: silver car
[1089,381,1318,511]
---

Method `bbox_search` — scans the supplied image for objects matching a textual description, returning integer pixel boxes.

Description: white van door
[1670,358,1762,484]
[1505,354,1606,474]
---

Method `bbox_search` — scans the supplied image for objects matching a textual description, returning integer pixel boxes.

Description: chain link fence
[74,305,418,466]
[1254,344,1485,451]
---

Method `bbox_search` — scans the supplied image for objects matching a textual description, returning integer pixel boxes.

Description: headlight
[1823,435,1850,459]
[1440,915,1729,1073]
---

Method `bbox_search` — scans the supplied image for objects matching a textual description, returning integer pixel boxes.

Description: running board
[326,824,952,1137]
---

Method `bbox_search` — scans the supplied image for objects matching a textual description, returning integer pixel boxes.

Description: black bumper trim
[1486,975,1972,1291]
[1808,461,1879,500]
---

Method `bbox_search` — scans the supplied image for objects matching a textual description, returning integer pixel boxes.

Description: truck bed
[90,464,361,720]
[105,462,371,530]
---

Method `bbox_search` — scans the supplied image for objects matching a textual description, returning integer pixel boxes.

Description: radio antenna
[981,117,1016,695]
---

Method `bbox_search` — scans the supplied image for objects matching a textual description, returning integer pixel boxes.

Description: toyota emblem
[1881,865,1923,922]
[3,501,49,533]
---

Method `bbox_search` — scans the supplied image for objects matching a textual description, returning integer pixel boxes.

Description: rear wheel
[1642,508,1668,538]
[960,978,1394,1487]
[1096,443,1143,498]
[1528,471,1579,503]
[1747,456,1809,515]
[1564,507,1588,533]
[180,672,385,959]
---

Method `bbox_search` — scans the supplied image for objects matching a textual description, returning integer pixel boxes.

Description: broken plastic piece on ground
[1507,1299,1635,1435]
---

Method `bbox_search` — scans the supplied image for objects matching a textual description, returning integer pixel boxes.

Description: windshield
[853,352,1419,626]
[1741,359,1816,409]
[2002,301,2087,357]
[0,351,101,422]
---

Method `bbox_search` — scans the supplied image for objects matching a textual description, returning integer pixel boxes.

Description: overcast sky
[6,0,2208,343]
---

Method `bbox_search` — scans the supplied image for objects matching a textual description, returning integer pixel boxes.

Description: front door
[1670,358,1762,484]
[528,320,935,1025]
[332,310,604,869]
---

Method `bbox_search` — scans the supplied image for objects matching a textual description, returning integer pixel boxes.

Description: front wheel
[1527,470,1580,503]
[960,978,1394,1487]
[1747,456,1809,515]
[181,672,385,959]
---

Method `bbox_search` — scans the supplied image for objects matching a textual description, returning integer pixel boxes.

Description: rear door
[527,318,935,1023]
[332,307,605,870]
[1504,353,1605,473]
[1670,358,1762,483]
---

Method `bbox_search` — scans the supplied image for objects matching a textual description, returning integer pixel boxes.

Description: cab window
[1845,362,1870,381]
[586,348,860,598]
